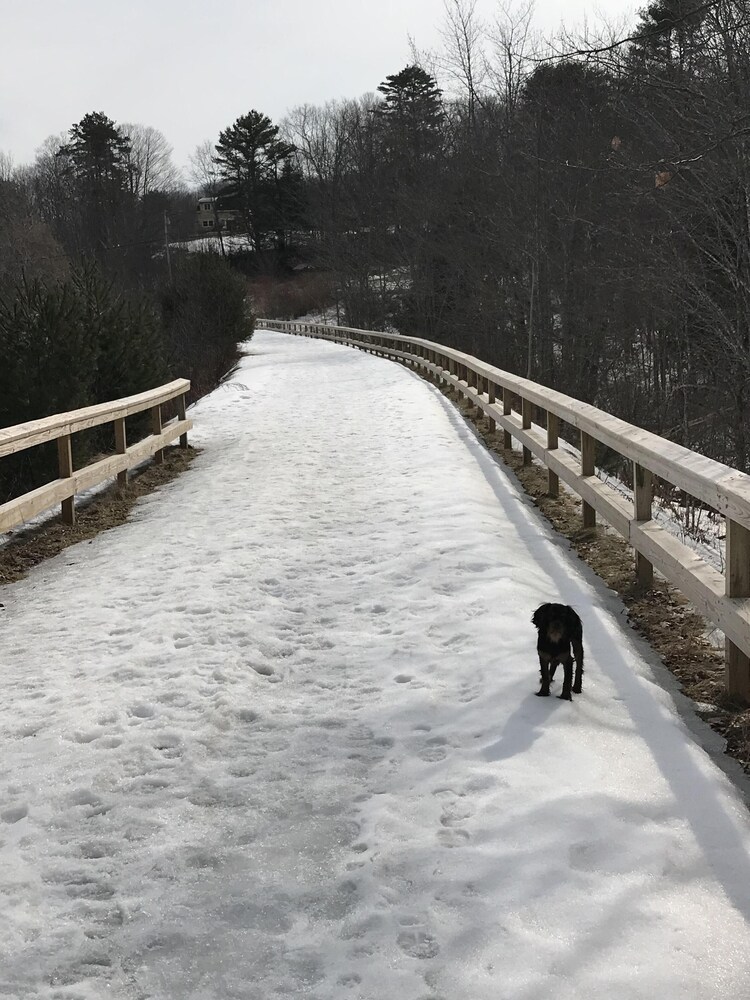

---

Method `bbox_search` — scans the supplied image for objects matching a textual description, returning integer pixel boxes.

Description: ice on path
[1,329,750,999]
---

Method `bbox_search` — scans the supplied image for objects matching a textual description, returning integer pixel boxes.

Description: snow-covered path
[2,329,750,1000]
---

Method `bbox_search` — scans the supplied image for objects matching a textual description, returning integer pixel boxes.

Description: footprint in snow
[98,735,122,749]
[439,802,471,827]
[418,737,449,763]
[79,841,117,859]
[437,827,470,848]
[127,702,155,720]
[70,728,106,744]
[14,723,42,739]
[338,972,362,987]
[1,803,28,824]
[397,928,440,959]
[457,681,480,704]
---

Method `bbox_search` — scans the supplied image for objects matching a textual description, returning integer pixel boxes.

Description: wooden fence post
[725,517,750,701]
[581,431,596,528]
[114,417,128,487]
[502,388,512,450]
[633,462,654,589]
[177,393,189,448]
[522,397,532,466]
[547,412,559,497]
[152,404,164,464]
[57,433,75,525]
[488,381,496,434]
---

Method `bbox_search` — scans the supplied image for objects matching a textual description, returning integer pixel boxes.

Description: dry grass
[247,273,335,320]
[0,446,198,586]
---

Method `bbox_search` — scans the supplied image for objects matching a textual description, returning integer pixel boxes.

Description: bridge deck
[2,329,750,999]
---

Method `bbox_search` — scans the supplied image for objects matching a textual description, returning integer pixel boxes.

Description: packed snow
[2,329,750,1000]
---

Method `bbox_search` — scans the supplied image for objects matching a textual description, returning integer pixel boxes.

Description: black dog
[531,603,584,701]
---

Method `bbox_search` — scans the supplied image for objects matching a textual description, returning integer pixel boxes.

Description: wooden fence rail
[0,379,192,534]
[261,317,750,702]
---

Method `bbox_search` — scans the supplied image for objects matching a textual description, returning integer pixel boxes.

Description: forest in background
[280,0,750,475]
[0,114,252,500]
[1,0,749,499]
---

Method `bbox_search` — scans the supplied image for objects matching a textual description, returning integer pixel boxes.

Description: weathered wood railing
[261,317,750,701]
[0,379,192,533]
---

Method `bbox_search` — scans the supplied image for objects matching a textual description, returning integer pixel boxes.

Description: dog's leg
[572,639,584,694]
[536,654,551,696]
[559,657,573,700]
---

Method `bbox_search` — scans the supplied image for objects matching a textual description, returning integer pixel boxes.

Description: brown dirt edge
[433,379,750,778]
[0,445,199,587]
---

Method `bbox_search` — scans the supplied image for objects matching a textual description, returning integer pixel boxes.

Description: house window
[202,220,210,227]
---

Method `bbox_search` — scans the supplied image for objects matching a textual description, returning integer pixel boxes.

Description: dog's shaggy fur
[531,603,584,701]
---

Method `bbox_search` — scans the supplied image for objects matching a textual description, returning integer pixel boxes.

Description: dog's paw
[535,689,550,697]
[572,684,582,694]
[558,692,572,701]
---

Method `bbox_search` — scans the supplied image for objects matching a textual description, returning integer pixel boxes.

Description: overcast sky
[3,0,635,179]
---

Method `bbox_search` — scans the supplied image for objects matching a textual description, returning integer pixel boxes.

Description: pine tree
[213,110,295,250]
[374,65,445,170]
[57,111,133,257]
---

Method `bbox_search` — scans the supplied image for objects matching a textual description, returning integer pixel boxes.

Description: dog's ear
[531,604,549,628]
[566,606,583,636]
[562,604,579,622]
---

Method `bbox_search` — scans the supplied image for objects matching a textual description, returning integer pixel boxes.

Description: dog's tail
[571,616,584,667]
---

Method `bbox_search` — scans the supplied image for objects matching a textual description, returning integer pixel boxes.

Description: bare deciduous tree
[120,123,180,196]
[439,0,487,128]
[188,139,222,195]
[486,0,538,125]
[0,151,14,183]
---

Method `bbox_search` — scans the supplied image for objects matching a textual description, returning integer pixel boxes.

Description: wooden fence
[261,318,750,702]
[0,379,192,534]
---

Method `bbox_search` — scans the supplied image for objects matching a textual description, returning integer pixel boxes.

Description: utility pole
[164,210,173,283]
[213,196,226,258]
